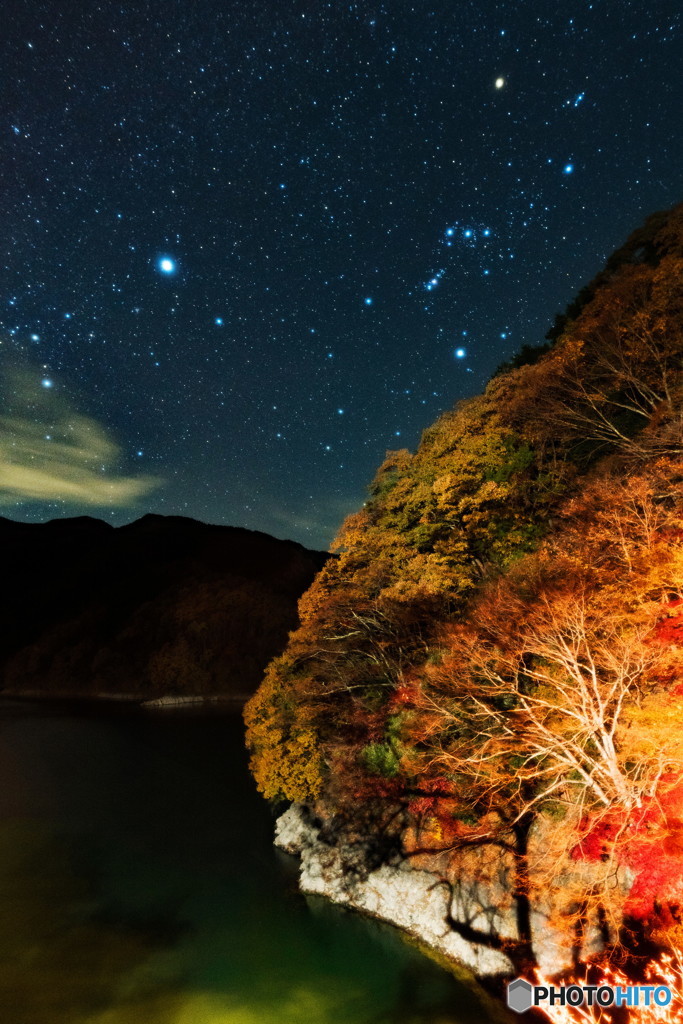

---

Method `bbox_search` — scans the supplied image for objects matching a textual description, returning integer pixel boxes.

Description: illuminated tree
[245,202,683,965]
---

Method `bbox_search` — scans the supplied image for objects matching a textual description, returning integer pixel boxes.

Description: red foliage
[654,614,683,646]
[654,597,683,643]
[571,817,621,861]
[572,775,683,925]
[407,776,457,818]
[624,857,683,924]
[387,681,420,711]
[649,599,683,691]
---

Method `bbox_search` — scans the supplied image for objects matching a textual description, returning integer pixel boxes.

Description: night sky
[1,2,681,550]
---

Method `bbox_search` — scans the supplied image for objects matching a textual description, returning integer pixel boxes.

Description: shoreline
[274,803,612,987]
[0,690,250,711]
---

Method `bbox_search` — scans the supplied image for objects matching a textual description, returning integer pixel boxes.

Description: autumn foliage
[244,202,683,967]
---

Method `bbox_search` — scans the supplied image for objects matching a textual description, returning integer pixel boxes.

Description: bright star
[445,227,454,237]
[455,348,466,359]
[158,257,176,274]
[364,296,373,305]
[563,164,574,175]
[41,378,53,388]
[215,317,223,325]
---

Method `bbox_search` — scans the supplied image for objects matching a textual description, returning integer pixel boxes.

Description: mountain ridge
[0,513,328,702]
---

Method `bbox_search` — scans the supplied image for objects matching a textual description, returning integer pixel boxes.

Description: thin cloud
[0,366,161,507]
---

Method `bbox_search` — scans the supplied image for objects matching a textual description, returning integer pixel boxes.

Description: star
[0,0,676,557]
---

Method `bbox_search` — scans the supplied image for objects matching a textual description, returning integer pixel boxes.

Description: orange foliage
[245,202,683,962]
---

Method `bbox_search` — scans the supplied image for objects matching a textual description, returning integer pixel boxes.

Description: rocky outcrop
[276,804,514,976]
[275,805,619,979]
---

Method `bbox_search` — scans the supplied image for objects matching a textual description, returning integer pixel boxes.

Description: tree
[423,594,665,813]
[244,202,683,968]
[546,258,683,462]
[408,468,683,956]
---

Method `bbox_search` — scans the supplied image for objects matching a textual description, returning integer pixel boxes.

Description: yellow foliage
[244,668,324,803]
[244,202,683,908]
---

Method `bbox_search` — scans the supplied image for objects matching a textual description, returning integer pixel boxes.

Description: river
[0,699,499,1023]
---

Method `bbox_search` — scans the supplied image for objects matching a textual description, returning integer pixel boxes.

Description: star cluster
[1,1,681,548]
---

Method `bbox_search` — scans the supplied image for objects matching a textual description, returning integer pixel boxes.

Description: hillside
[245,202,683,977]
[0,514,328,701]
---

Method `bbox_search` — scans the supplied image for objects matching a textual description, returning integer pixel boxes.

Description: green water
[0,701,499,1024]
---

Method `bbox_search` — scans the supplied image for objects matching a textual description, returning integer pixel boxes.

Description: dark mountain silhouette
[0,513,328,701]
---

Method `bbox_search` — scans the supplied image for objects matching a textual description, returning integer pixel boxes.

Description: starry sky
[1,1,682,550]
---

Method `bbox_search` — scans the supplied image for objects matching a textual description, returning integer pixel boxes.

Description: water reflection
[0,702,500,1023]
[0,823,187,1024]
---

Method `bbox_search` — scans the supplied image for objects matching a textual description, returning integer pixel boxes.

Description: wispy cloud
[0,365,161,507]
